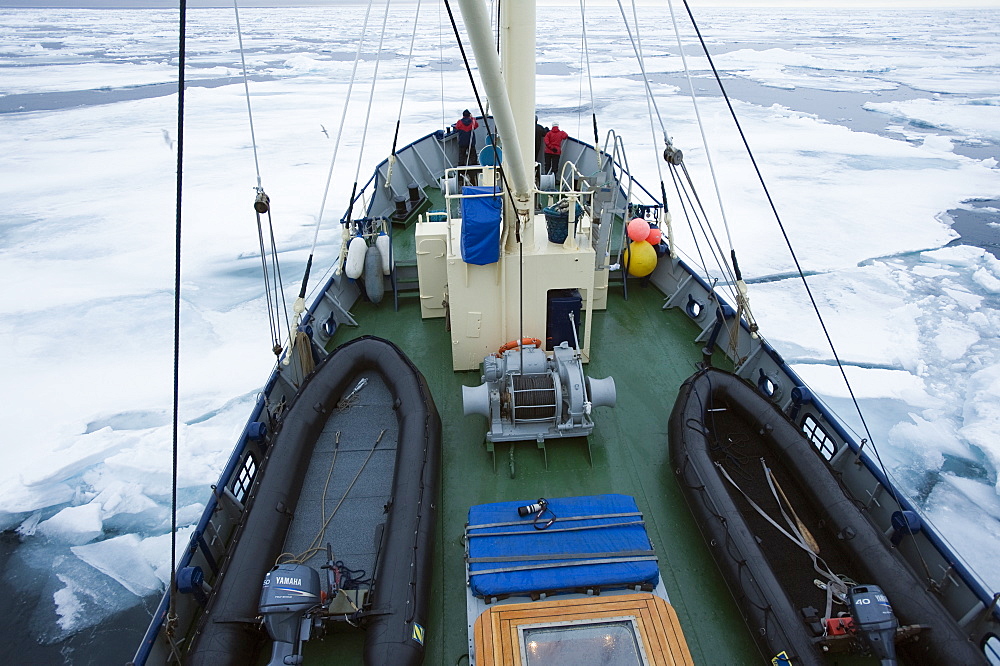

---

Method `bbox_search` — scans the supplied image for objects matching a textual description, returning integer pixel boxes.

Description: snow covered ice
[0,4,998,661]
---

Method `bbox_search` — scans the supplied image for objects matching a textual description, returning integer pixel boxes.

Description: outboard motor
[848,584,898,666]
[260,563,322,666]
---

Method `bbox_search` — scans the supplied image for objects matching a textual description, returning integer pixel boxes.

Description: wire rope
[234,0,289,354]
[669,164,718,287]
[613,0,668,141]
[389,0,423,163]
[493,0,500,53]
[668,164,746,353]
[576,20,585,140]
[439,0,446,131]
[673,161,738,293]
[614,0,744,324]
[442,0,521,230]
[267,217,290,346]
[233,0,261,190]
[665,0,734,250]
[578,0,600,153]
[622,0,667,192]
[347,0,393,215]
[168,0,187,633]
[294,0,377,315]
[254,213,279,348]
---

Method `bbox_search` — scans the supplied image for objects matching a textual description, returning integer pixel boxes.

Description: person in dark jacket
[454,109,479,167]
[543,123,568,175]
[535,115,549,166]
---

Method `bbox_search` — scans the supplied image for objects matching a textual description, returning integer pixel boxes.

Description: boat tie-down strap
[465,496,659,596]
[468,552,658,577]
[466,511,643,531]
[466,519,645,539]
[468,548,655,563]
[715,459,850,631]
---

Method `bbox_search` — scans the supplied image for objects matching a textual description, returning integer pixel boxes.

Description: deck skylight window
[518,617,649,666]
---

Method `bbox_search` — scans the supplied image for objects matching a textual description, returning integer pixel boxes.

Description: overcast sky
[2,0,1000,8]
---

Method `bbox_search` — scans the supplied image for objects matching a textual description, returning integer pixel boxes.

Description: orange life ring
[497,337,542,355]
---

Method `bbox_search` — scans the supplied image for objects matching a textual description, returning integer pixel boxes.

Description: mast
[437,0,598,371]
[499,0,536,200]
[456,0,535,248]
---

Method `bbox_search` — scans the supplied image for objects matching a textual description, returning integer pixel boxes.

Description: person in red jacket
[543,123,568,174]
[454,109,479,167]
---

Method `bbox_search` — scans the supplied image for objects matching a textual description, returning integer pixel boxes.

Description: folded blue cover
[460,185,501,265]
[466,494,659,598]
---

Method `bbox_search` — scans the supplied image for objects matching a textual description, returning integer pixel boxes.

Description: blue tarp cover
[460,185,501,265]
[466,494,659,598]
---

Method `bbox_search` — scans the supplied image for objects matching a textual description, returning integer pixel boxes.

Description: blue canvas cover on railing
[460,185,501,265]
[465,494,659,598]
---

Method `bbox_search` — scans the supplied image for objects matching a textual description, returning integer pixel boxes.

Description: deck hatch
[471,593,693,666]
[518,616,649,665]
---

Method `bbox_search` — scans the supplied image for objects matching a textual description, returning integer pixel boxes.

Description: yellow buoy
[623,240,657,277]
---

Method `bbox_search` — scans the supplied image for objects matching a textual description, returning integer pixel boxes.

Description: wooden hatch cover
[472,592,694,665]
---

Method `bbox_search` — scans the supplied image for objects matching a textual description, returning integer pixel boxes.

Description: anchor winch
[462,340,616,442]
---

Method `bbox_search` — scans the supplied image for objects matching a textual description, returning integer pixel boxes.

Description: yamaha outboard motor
[260,563,322,666]
[848,584,898,666]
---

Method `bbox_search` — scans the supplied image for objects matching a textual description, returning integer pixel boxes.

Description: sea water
[1,6,998,663]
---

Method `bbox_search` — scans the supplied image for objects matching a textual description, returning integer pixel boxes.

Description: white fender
[345,236,366,279]
[375,233,392,275]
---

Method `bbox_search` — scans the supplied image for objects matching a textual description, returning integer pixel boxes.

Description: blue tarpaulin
[460,185,501,265]
[465,494,659,598]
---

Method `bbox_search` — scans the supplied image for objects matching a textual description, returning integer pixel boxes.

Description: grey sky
[3,0,1000,7]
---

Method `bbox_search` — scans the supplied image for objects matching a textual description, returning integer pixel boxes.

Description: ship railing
[132,375,282,664]
[536,168,600,247]
[440,166,504,257]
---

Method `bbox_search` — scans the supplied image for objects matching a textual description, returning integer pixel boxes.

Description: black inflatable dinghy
[669,367,984,665]
[185,335,441,666]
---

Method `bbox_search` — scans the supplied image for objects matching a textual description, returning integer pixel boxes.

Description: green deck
[300,276,760,665]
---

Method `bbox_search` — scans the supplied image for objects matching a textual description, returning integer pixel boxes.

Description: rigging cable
[494,0,500,53]
[669,160,740,304]
[613,0,745,318]
[167,0,187,650]
[387,0,424,188]
[578,0,601,156]
[439,0,446,132]
[442,0,521,228]
[664,0,755,356]
[628,0,687,297]
[679,0,924,571]
[668,166,716,286]
[662,0,752,349]
[615,0,738,310]
[347,0,393,222]
[664,0,734,251]
[280,0,376,368]
[233,0,262,191]
[620,0,668,195]
[234,0,289,355]
[626,0,753,352]
[612,0,668,143]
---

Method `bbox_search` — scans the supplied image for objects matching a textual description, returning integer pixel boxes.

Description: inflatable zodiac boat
[669,367,985,665]
[183,336,441,666]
